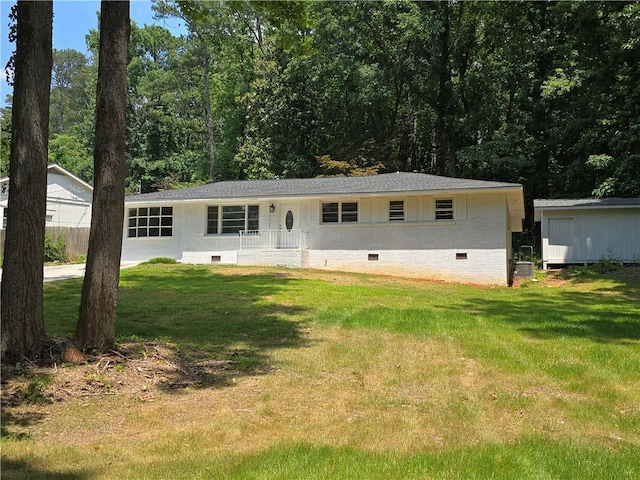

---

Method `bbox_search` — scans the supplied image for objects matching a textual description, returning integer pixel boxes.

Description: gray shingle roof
[534,198,640,209]
[126,172,521,203]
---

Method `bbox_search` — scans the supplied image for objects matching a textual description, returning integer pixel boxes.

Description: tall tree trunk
[530,3,551,199]
[1,1,53,362]
[75,1,130,352]
[202,40,217,182]
[436,0,455,177]
[58,90,65,134]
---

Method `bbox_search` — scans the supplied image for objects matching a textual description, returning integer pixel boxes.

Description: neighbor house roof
[0,164,93,192]
[126,172,522,202]
[533,197,640,221]
[1,164,93,208]
[46,164,94,192]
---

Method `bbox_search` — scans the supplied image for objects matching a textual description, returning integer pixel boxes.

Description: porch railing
[239,229,306,250]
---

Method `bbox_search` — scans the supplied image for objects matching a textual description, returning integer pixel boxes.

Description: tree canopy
[2,0,638,227]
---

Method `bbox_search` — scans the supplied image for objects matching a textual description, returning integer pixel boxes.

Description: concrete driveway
[0,262,140,283]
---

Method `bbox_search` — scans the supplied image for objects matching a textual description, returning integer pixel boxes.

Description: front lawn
[2,264,639,479]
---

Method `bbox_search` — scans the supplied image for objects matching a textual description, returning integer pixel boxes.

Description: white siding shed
[534,198,640,268]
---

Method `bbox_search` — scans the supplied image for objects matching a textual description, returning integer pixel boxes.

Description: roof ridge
[126,172,522,202]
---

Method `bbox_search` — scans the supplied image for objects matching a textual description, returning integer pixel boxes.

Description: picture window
[128,206,173,238]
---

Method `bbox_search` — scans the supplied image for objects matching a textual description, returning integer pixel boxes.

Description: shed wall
[540,208,640,266]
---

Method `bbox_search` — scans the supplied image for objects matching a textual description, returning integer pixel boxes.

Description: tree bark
[202,40,217,182]
[1,1,53,362]
[75,1,130,352]
[436,0,456,177]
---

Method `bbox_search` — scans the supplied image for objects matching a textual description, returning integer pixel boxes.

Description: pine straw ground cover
[1,264,639,479]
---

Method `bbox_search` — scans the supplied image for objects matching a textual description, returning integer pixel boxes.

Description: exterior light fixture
[269,203,275,213]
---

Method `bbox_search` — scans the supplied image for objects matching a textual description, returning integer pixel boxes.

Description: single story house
[0,164,93,229]
[122,172,524,285]
[534,198,640,269]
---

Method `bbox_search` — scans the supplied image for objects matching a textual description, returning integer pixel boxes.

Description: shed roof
[126,172,521,202]
[534,198,640,208]
[533,197,640,221]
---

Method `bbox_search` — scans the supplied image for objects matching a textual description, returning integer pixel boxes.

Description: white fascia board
[534,204,640,212]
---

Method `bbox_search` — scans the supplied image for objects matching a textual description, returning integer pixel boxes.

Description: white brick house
[122,172,524,285]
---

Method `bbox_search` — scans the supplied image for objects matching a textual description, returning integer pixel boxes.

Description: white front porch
[237,229,308,268]
[239,229,307,250]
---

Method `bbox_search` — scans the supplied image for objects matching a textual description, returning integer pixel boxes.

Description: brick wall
[122,192,513,284]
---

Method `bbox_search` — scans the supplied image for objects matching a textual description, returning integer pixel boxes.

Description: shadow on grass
[462,287,640,344]
[551,265,640,300]
[0,409,47,441]
[312,281,639,344]
[45,265,311,392]
[3,266,312,439]
[0,458,92,480]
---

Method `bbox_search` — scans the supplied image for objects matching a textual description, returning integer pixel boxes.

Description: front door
[279,203,299,248]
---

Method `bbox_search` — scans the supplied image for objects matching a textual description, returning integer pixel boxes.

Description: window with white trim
[321,201,358,223]
[435,199,454,220]
[207,205,259,235]
[128,206,173,237]
[207,205,219,234]
[389,200,404,221]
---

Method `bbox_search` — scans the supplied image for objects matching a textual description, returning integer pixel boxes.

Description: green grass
[2,264,639,479]
[92,439,637,480]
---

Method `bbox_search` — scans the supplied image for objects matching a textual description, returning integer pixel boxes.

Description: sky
[0,0,187,108]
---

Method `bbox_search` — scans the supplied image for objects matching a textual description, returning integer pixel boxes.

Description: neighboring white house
[122,172,525,285]
[0,164,93,229]
[534,198,640,269]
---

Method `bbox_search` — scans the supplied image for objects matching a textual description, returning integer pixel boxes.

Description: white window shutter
[406,198,417,221]
[455,195,467,220]
[424,197,435,221]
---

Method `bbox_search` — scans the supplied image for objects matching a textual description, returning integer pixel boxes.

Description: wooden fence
[0,227,91,260]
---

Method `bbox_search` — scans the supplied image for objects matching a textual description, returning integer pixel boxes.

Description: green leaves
[3,0,635,199]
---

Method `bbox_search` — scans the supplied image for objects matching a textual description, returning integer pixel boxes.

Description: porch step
[237,248,308,268]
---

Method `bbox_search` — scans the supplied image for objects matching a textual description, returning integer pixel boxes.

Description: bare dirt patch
[1,338,247,411]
